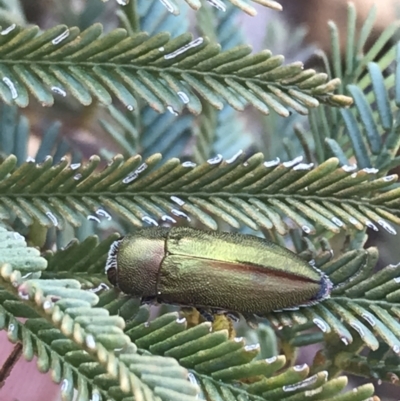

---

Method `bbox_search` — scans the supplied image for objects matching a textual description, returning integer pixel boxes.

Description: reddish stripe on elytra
[199,257,319,284]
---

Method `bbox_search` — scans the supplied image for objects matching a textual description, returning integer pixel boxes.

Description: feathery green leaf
[0,154,399,235]
[0,24,351,114]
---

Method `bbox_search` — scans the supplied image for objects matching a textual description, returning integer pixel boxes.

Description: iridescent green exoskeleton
[106,227,332,325]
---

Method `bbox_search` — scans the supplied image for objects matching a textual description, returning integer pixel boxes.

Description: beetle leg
[197,308,215,322]
[243,313,258,329]
[141,296,157,305]
[225,312,240,323]
[212,309,240,324]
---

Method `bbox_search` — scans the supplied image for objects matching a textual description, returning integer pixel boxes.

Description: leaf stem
[0,342,23,389]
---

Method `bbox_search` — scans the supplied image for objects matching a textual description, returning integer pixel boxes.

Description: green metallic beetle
[105,227,332,324]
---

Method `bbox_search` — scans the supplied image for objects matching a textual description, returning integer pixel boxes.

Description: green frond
[1,153,400,235]
[311,52,400,169]
[257,14,317,161]
[193,104,252,163]
[0,227,47,275]
[333,348,400,385]
[100,104,193,160]
[1,1,400,398]
[0,103,28,162]
[0,102,92,248]
[306,4,400,169]
[100,2,194,160]
[117,307,376,401]
[0,24,351,113]
[325,3,399,88]
[194,4,252,162]
[0,103,79,165]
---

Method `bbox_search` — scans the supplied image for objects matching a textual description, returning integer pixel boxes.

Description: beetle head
[105,238,123,287]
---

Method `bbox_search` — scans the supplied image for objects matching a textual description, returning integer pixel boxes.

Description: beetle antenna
[296,273,333,309]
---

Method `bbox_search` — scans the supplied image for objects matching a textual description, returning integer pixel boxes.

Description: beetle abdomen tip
[315,274,333,302]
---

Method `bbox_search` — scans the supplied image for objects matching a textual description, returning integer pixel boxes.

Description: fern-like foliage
[0,103,99,250]
[193,3,253,163]
[0,154,399,235]
[306,4,400,170]
[0,103,79,165]
[257,16,315,161]
[101,104,194,160]
[0,24,351,113]
[2,1,400,400]
[332,347,400,385]
[99,0,194,160]
[312,54,400,170]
